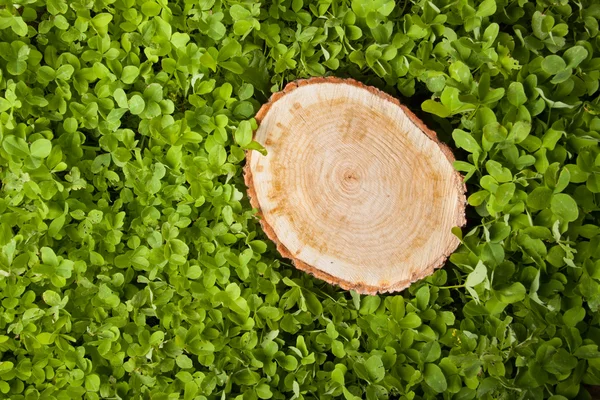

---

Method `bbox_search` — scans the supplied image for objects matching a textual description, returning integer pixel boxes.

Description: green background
[0,0,600,399]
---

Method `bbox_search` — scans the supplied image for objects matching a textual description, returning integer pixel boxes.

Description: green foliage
[0,0,599,399]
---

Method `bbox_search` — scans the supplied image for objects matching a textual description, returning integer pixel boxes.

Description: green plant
[0,0,599,399]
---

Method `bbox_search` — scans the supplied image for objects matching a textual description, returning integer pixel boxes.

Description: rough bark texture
[244,77,467,294]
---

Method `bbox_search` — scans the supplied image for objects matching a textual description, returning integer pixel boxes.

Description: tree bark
[244,77,467,294]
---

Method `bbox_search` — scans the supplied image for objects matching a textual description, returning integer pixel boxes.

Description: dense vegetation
[1,0,600,399]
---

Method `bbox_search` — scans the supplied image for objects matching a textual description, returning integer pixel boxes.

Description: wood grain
[244,77,467,294]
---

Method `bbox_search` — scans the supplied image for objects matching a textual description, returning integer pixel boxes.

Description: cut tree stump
[244,77,467,294]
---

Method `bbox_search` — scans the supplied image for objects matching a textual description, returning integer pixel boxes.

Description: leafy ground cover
[1,0,600,399]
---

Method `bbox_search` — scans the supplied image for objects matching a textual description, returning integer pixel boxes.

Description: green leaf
[483,123,507,143]
[486,160,512,181]
[42,290,61,306]
[469,190,490,206]
[85,374,101,392]
[422,100,451,118]
[359,295,381,314]
[208,144,227,167]
[453,129,481,153]
[30,139,52,158]
[37,332,54,345]
[398,313,421,329]
[2,136,30,158]
[441,86,472,112]
[121,66,140,84]
[255,383,272,399]
[141,1,162,16]
[466,261,487,287]
[48,0,68,15]
[129,95,145,115]
[233,369,261,385]
[563,307,585,326]
[510,121,531,143]
[41,247,59,266]
[496,283,526,304]
[563,46,588,68]
[230,5,251,20]
[424,363,447,393]
[449,61,471,84]
[551,193,579,222]
[235,121,253,147]
[495,183,515,206]
[422,341,441,363]
[0,362,14,374]
[364,355,385,382]
[527,187,553,209]
[114,89,129,108]
[416,286,430,310]
[184,382,198,400]
[176,354,193,369]
[12,17,28,37]
[92,13,113,29]
[507,82,527,107]
[542,55,567,75]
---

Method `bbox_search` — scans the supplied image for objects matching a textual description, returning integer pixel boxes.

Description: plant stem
[437,284,465,289]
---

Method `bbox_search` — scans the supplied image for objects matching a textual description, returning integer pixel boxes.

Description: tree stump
[244,78,467,294]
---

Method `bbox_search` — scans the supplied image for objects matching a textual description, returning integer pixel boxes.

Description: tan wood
[244,77,467,294]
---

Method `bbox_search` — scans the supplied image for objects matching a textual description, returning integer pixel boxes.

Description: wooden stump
[244,78,467,294]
